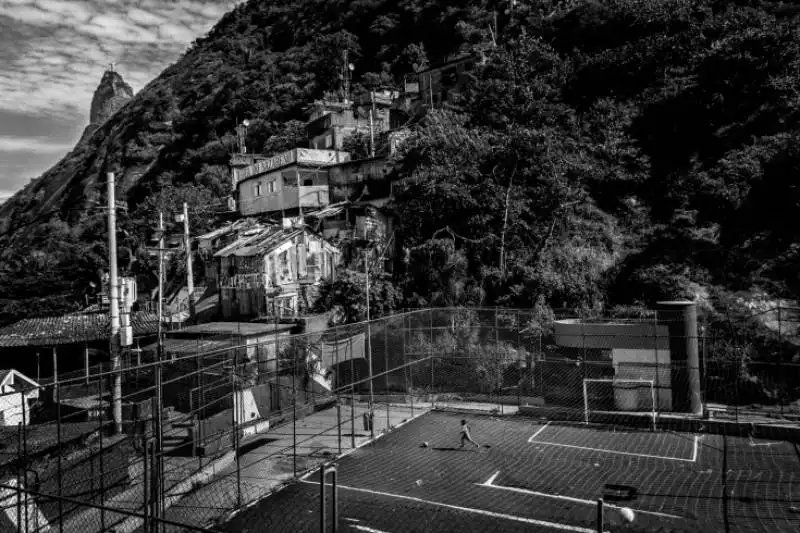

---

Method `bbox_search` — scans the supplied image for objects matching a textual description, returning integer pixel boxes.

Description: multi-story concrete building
[234,148,350,217]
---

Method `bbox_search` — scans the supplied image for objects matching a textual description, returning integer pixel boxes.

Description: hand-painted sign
[234,149,351,186]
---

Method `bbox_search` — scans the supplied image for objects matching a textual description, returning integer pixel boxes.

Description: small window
[268,181,275,193]
[254,182,263,196]
[325,134,333,148]
[303,179,313,186]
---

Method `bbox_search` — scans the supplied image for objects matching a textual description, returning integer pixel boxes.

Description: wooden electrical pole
[369,90,376,158]
[183,202,196,319]
[106,172,123,435]
[154,211,165,529]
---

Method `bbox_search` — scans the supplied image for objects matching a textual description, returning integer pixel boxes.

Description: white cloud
[33,0,92,22]
[4,4,64,25]
[0,0,247,195]
[0,135,74,153]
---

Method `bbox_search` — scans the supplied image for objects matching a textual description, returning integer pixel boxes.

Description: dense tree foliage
[0,0,797,328]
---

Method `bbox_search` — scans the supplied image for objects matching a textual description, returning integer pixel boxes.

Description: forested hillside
[0,0,798,329]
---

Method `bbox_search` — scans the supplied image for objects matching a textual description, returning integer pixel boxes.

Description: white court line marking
[527,422,551,443]
[478,472,683,520]
[749,435,781,447]
[485,470,500,486]
[528,435,702,463]
[352,525,392,533]
[300,480,604,533]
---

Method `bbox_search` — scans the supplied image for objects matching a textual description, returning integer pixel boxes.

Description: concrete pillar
[656,301,702,415]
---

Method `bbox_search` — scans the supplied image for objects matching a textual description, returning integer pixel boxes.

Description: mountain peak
[78,69,134,145]
[89,69,134,126]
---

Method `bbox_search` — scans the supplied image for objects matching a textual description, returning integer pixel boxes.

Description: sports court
[223,410,800,533]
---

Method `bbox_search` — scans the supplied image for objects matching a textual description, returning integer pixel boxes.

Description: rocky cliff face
[80,70,134,143]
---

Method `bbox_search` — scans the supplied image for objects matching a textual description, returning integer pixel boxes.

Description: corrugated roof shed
[0,311,160,348]
[306,202,350,220]
[214,226,305,258]
[196,218,259,241]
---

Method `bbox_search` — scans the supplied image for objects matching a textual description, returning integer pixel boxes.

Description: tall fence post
[21,391,29,533]
[54,361,64,533]
[385,317,390,429]
[335,326,342,455]
[349,327,356,449]
[778,305,784,418]
[495,309,502,414]
[405,313,414,417]
[320,466,326,533]
[538,334,544,400]
[429,309,435,410]
[16,421,22,533]
[143,435,149,533]
[196,349,202,470]
[98,370,106,533]
[232,349,242,509]
[516,309,521,406]
[292,337,298,477]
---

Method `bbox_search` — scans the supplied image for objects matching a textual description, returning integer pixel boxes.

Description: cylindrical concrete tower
[656,300,702,415]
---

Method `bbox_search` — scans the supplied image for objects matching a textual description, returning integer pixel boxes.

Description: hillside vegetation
[0,0,798,333]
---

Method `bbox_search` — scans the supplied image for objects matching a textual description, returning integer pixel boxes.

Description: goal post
[583,378,657,430]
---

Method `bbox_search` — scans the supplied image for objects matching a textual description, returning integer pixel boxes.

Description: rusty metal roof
[0,311,160,348]
[213,225,305,258]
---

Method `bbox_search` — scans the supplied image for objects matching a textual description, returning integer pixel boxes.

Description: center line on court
[300,480,604,533]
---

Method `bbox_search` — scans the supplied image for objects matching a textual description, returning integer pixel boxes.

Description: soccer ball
[619,507,635,523]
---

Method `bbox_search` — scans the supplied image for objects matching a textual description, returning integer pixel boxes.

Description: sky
[0,0,244,204]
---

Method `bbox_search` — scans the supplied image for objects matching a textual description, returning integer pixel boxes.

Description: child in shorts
[460,419,480,448]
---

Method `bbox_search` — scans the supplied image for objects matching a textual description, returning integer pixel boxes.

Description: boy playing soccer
[459,419,480,448]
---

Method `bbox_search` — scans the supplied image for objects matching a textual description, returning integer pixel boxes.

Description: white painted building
[0,369,40,426]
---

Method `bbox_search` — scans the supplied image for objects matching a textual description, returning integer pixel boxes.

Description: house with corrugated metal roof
[213,222,341,320]
[0,310,159,381]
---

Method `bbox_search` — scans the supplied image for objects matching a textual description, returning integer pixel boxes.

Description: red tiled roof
[0,311,160,348]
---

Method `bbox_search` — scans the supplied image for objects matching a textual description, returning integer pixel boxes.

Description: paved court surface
[222,411,800,533]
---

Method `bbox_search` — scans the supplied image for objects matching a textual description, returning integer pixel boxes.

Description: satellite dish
[242,119,250,127]
[348,63,355,71]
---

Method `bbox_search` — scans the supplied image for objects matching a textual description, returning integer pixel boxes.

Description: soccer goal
[583,378,658,431]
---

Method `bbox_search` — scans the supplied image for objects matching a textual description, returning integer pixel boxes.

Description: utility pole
[106,172,123,435]
[154,211,165,530]
[182,202,196,320]
[368,90,376,158]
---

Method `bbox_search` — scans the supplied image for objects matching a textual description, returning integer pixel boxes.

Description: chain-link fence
[1,306,797,532]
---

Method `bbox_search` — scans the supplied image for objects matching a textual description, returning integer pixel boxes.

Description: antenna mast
[342,50,353,104]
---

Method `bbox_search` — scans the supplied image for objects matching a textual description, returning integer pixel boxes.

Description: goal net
[583,378,657,430]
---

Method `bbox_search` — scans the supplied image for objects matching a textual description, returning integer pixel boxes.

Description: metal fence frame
[0,306,797,532]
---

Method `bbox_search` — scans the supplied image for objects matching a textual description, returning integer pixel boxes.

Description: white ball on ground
[421,441,429,448]
[619,507,635,523]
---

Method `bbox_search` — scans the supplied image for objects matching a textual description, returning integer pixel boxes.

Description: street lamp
[238,119,250,154]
